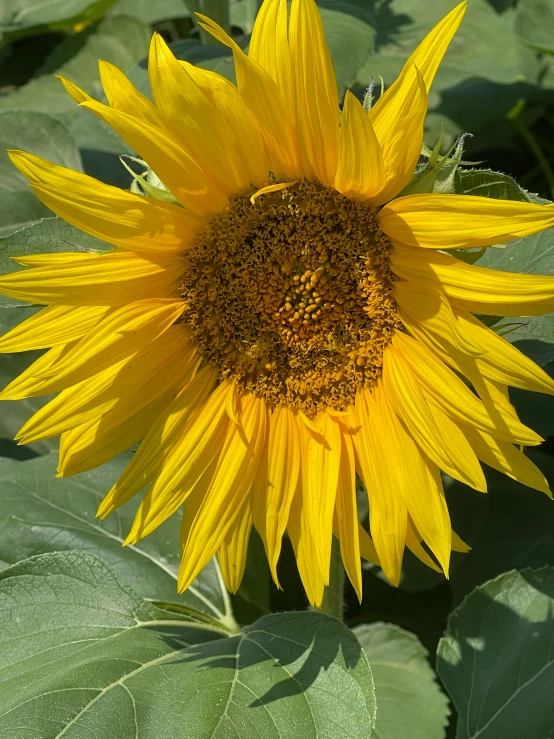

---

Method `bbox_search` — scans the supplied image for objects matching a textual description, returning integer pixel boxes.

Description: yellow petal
[289,0,339,185]
[16,326,194,443]
[397,2,467,93]
[149,34,259,195]
[187,21,300,183]
[125,381,233,542]
[248,0,292,109]
[393,244,554,318]
[58,389,173,477]
[383,342,486,491]
[31,299,186,391]
[301,410,341,583]
[287,475,326,607]
[96,62,161,126]
[369,64,427,204]
[335,91,385,200]
[178,393,268,590]
[9,150,201,256]
[398,309,526,425]
[380,194,554,249]
[406,521,442,573]
[0,250,183,306]
[218,496,253,594]
[353,387,407,585]
[451,531,471,553]
[0,305,110,352]
[262,405,301,582]
[463,426,552,497]
[377,385,451,576]
[454,309,554,395]
[395,279,483,356]
[78,98,228,215]
[0,342,76,401]
[334,425,363,600]
[97,366,217,518]
[393,331,542,446]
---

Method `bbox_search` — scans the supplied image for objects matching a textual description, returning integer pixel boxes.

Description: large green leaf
[0,452,239,627]
[0,110,83,235]
[320,2,376,97]
[454,168,532,202]
[443,449,554,602]
[515,0,554,54]
[437,567,554,739]
[359,0,530,97]
[478,224,554,366]
[0,16,150,158]
[353,622,449,739]
[109,0,191,24]
[0,0,117,36]
[0,550,376,738]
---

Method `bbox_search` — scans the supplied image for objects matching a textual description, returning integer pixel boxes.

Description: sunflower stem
[319,538,345,621]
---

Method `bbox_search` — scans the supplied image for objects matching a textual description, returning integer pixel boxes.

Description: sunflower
[1,0,554,606]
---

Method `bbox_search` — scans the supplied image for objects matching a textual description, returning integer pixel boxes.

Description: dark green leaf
[354,622,450,739]
[437,567,554,739]
[515,0,554,54]
[0,550,376,738]
[0,451,239,626]
[443,449,554,603]
[454,168,532,201]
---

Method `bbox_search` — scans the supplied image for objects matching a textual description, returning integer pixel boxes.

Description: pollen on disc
[179,180,401,416]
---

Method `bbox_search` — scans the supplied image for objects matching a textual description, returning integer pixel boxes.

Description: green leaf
[478,225,554,366]
[515,0,554,54]
[443,449,554,603]
[437,567,554,739]
[0,551,227,737]
[0,0,117,36]
[0,451,239,627]
[108,0,191,24]
[354,622,450,739]
[359,0,528,96]
[319,2,376,97]
[0,16,150,157]
[454,168,532,201]
[0,110,83,235]
[0,550,376,738]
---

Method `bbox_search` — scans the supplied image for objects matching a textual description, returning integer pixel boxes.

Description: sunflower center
[180,180,401,415]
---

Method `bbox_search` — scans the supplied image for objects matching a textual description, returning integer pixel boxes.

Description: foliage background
[0,1,553,737]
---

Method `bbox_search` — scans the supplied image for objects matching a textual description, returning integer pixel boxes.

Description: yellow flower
[2,0,554,606]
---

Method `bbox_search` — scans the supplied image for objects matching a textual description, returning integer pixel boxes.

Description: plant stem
[319,538,345,621]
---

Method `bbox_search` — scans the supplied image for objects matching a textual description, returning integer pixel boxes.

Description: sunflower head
[1,0,554,607]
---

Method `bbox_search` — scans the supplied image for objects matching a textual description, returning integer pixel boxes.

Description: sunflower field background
[0,0,553,737]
